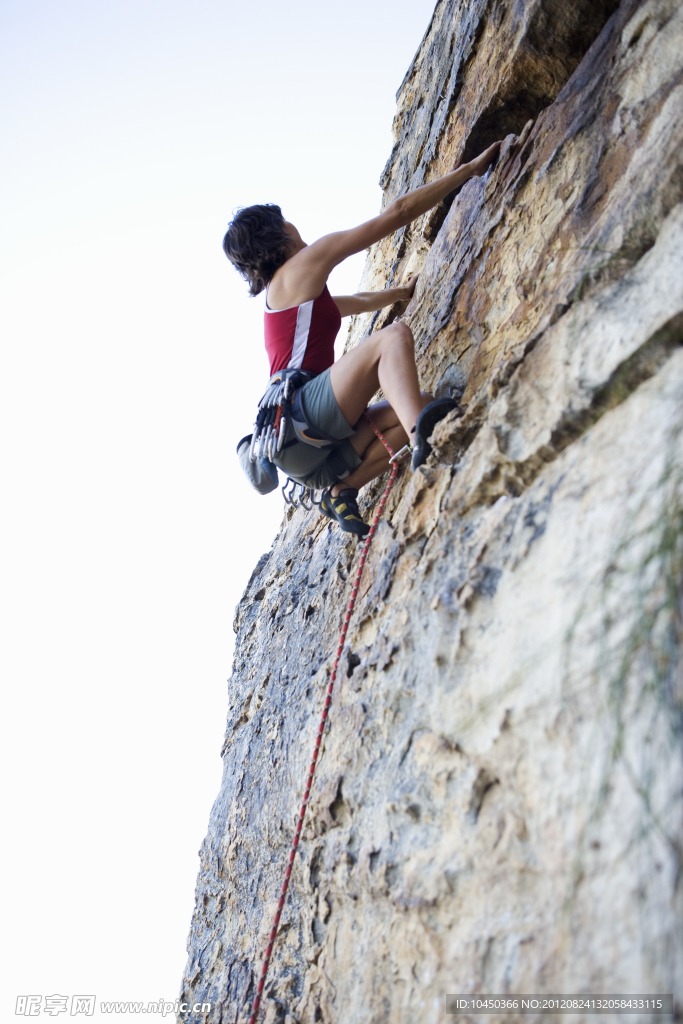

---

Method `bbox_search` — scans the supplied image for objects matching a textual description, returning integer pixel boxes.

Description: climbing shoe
[411,397,458,471]
[320,488,370,537]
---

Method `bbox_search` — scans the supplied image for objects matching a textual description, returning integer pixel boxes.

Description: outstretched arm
[278,142,500,303]
[333,275,418,317]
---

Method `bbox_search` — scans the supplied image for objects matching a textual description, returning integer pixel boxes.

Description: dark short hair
[222,204,293,296]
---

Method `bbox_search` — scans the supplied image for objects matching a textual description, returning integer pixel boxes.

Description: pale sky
[1,0,436,1017]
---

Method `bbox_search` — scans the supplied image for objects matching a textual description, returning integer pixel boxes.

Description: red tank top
[264,285,341,377]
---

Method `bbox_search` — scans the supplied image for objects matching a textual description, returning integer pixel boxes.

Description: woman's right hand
[466,141,501,177]
[403,274,419,301]
[291,144,502,295]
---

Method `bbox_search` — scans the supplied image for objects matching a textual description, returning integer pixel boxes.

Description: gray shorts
[271,368,363,490]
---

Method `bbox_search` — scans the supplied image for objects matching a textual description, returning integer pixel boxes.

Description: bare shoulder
[267,211,401,309]
[266,247,330,308]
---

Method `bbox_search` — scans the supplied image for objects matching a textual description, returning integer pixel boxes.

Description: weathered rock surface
[180,1,683,1021]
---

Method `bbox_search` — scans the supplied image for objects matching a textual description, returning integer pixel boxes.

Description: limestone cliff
[180,1,683,1021]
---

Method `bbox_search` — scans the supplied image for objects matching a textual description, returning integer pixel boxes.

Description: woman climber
[224,141,500,537]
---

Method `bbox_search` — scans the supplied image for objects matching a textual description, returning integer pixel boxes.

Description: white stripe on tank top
[288,300,314,369]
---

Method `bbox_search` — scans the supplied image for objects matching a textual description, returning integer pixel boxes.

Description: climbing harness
[240,369,358,497]
[249,368,311,464]
[249,368,345,465]
[247,413,409,1024]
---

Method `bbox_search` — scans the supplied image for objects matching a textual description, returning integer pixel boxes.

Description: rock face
[180,1,683,1021]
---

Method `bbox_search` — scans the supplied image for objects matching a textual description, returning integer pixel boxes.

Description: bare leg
[330,397,431,496]
[328,321,425,438]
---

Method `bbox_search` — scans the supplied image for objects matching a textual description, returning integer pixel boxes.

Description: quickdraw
[249,370,310,465]
[281,478,323,511]
[248,413,405,1024]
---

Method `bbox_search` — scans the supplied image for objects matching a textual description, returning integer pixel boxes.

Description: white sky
[1,0,436,1019]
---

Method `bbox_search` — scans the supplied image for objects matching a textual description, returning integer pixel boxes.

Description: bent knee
[379,320,414,348]
[393,320,414,343]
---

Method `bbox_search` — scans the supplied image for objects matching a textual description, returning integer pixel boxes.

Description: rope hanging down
[248,413,403,1024]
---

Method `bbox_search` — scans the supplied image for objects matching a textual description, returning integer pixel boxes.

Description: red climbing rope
[248,413,401,1024]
